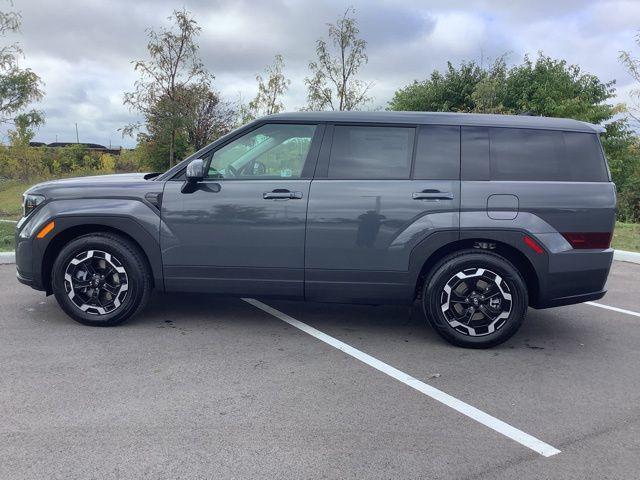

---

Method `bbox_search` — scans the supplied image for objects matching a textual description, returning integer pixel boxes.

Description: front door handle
[263,189,303,200]
[412,190,454,200]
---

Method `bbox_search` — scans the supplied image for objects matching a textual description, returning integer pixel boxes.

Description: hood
[27,173,150,192]
[24,173,164,202]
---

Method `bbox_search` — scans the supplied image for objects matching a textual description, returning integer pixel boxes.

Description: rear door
[304,124,461,303]
[161,122,323,297]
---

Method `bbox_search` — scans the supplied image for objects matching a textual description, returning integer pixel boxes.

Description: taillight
[561,232,612,249]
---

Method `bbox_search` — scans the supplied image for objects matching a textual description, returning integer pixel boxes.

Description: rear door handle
[412,191,454,200]
[263,189,303,200]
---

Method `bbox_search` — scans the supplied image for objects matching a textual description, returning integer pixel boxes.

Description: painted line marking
[242,297,561,458]
[586,302,640,318]
[0,219,17,224]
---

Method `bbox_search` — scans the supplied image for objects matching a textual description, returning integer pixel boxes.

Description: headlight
[23,194,45,217]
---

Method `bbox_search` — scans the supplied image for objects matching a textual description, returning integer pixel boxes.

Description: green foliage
[134,132,192,172]
[0,5,44,127]
[305,7,371,111]
[0,221,14,251]
[0,179,30,219]
[502,55,617,123]
[182,83,235,151]
[248,54,290,118]
[116,148,145,173]
[123,8,212,168]
[0,145,145,183]
[619,32,640,122]
[389,53,618,120]
[390,60,486,112]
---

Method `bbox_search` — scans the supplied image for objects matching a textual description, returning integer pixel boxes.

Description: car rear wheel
[51,233,151,326]
[422,249,528,348]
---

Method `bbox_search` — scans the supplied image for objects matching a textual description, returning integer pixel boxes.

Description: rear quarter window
[489,127,608,182]
[562,131,608,182]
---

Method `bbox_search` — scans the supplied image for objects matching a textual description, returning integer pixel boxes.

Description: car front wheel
[422,249,528,348]
[51,233,151,326]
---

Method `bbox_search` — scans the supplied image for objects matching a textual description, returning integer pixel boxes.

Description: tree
[0,4,44,127]
[1,113,44,181]
[471,57,508,114]
[247,54,290,118]
[182,83,236,151]
[389,53,618,122]
[123,8,212,167]
[502,55,617,124]
[389,60,485,112]
[619,32,640,125]
[305,7,372,111]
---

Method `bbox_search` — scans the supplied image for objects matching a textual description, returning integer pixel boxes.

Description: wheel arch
[414,237,541,307]
[41,219,162,294]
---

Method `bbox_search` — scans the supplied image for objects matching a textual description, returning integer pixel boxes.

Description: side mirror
[186,159,205,182]
[182,159,205,194]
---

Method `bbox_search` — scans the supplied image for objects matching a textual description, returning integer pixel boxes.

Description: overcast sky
[4,0,640,147]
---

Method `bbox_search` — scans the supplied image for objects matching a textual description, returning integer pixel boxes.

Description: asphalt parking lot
[2,261,640,480]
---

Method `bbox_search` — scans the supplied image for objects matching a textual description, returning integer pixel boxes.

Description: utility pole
[75,123,79,144]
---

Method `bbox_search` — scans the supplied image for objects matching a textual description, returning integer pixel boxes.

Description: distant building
[28,142,123,156]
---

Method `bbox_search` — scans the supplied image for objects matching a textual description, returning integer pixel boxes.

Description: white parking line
[242,297,561,458]
[0,219,17,224]
[586,302,640,318]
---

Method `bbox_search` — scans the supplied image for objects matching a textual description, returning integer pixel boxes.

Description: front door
[161,122,323,297]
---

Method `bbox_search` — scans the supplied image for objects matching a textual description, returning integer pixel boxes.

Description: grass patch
[0,179,29,220]
[612,222,640,253]
[0,221,16,252]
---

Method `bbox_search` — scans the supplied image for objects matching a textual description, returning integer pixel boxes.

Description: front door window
[207,124,317,179]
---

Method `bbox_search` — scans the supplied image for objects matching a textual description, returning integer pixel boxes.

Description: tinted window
[413,125,460,180]
[489,128,607,182]
[562,132,608,181]
[490,128,565,181]
[328,126,414,179]
[461,126,490,181]
[207,123,316,179]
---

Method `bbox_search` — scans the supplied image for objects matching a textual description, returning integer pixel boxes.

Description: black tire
[51,233,152,326]
[422,249,528,348]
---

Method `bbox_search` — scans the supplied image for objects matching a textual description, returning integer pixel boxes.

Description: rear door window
[413,125,460,180]
[327,126,414,179]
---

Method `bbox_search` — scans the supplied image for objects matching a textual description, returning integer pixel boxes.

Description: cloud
[1,0,637,148]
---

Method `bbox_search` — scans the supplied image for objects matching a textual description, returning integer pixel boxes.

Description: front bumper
[16,269,39,289]
[15,216,46,292]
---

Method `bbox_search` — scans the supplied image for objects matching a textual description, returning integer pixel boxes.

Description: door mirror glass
[186,159,205,182]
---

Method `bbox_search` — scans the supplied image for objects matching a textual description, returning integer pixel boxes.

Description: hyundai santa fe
[14,111,616,348]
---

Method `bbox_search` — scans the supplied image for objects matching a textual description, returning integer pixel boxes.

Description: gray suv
[15,112,616,348]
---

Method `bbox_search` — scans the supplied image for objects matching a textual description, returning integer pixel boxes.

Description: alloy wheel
[63,250,129,315]
[440,267,512,336]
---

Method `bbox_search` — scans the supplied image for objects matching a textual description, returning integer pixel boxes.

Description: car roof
[264,111,604,133]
